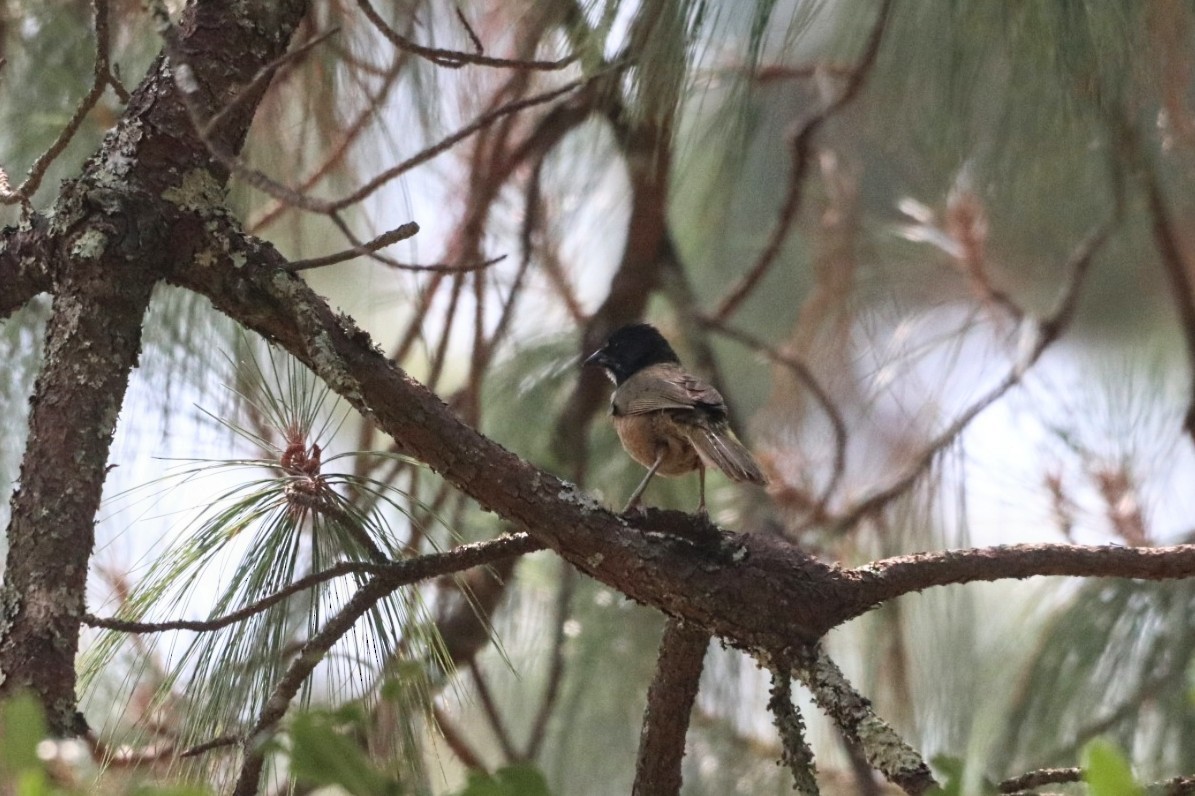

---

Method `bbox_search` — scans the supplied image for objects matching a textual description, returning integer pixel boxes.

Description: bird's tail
[687,426,766,485]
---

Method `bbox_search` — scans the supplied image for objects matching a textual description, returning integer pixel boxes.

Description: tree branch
[844,542,1195,620]
[833,201,1120,532]
[356,0,575,71]
[175,216,1195,656]
[631,619,709,796]
[86,534,542,633]
[708,0,893,322]
[791,647,935,795]
[0,215,55,317]
[1140,149,1195,445]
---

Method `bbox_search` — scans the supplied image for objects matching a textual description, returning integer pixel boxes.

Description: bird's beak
[583,348,608,369]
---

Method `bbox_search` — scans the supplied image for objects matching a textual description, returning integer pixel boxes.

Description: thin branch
[326,77,588,213]
[705,319,847,513]
[768,670,819,795]
[433,703,488,770]
[179,734,240,758]
[791,646,936,795]
[1,0,118,205]
[997,767,1081,793]
[523,565,575,759]
[463,154,546,404]
[233,577,394,793]
[455,7,485,55]
[287,221,421,271]
[847,543,1195,617]
[468,659,520,762]
[357,0,575,71]
[249,55,406,232]
[95,0,129,103]
[88,731,239,767]
[1140,148,1195,445]
[708,0,893,322]
[85,534,543,634]
[833,205,1119,532]
[631,619,710,796]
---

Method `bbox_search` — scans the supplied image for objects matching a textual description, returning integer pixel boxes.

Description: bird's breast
[612,412,701,476]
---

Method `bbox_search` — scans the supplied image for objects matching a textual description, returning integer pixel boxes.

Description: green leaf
[288,712,394,796]
[930,754,964,796]
[455,764,551,796]
[1082,738,1142,796]
[0,694,47,778]
[15,769,49,796]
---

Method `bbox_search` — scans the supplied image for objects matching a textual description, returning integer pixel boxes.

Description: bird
[584,323,766,513]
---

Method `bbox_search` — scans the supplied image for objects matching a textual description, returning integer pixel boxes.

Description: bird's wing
[615,365,727,417]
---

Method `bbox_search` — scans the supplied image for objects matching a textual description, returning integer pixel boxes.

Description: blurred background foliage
[2,0,1195,793]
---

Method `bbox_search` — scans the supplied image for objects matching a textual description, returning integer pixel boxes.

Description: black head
[584,323,681,384]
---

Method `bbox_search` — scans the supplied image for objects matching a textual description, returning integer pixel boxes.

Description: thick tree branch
[0,0,312,736]
[843,542,1195,620]
[0,215,55,317]
[171,218,1195,658]
[632,619,709,796]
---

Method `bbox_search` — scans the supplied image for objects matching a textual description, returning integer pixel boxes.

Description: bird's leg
[697,462,707,515]
[623,451,664,513]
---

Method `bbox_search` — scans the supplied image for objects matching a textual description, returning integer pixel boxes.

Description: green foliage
[1082,738,1142,796]
[998,581,1195,777]
[0,694,213,796]
[289,709,398,796]
[81,346,449,787]
[451,764,552,796]
[929,755,1003,795]
[0,694,49,789]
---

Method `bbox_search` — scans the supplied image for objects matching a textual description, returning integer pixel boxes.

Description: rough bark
[0,0,310,735]
[632,619,709,796]
[171,229,1195,653]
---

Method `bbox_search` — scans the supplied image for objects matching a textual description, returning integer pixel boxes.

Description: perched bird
[585,323,766,512]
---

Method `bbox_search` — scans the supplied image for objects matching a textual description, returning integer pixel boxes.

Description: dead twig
[704,319,847,515]
[523,566,576,759]
[358,0,574,71]
[1,0,121,206]
[1140,150,1195,446]
[709,0,893,322]
[288,223,505,273]
[833,200,1120,533]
